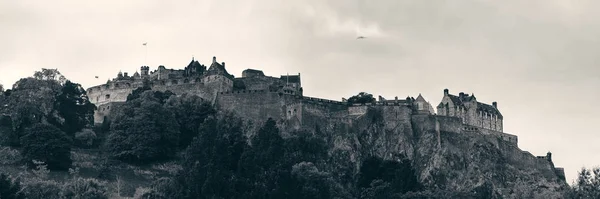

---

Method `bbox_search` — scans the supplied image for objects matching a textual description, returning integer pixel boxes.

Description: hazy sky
[2,0,599,183]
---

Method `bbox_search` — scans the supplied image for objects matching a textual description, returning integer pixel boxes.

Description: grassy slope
[0,146,182,198]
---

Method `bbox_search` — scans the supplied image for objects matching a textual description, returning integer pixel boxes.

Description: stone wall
[237,76,281,91]
[349,106,368,115]
[216,90,300,123]
[87,85,135,106]
[434,115,464,133]
[94,102,125,124]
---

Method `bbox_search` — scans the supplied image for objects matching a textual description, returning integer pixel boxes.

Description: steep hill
[286,106,569,198]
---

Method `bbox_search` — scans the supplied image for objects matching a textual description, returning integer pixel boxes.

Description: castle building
[436,88,503,132]
[414,94,435,115]
[86,56,304,124]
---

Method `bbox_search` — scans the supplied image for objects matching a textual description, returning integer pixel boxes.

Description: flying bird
[95,76,99,78]
[356,36,366,40]
[142,42,147,46]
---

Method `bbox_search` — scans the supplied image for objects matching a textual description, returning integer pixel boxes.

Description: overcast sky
[2,0,599,183]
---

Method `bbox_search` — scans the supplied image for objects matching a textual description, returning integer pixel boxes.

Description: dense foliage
[0,173,25,199]
[347,92,376,104]
[105,90,180,163]
[20,123,73,170]
[164,94,216,148]
[0,69,95,148]
[569,167,600,198]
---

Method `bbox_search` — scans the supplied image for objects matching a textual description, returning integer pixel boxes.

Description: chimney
[212,56,217,63]
[459,92,464,98]
[444,89,449,96]
[222,62,225,67]
[492,101,497,108]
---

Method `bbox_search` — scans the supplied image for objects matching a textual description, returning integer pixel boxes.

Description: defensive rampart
[216,90,301,122]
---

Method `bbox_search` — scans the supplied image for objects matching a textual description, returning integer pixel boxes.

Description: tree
[20,123,73,170]
[3,70,92,146]
[571,167,600,198]
[52,80,96,136]
[105,90,180,163]
[164,94,216,148]
[8,77,62,134]
[0,173,25,199]
[357,156,422,197]
[33,68,66,85]
[347,92,376,104]
[177,113,247,199]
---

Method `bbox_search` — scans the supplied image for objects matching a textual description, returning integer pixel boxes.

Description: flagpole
[145,43,148,66]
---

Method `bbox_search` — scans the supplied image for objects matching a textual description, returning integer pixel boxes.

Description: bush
[61,177,108,199]
[347,92,376,104]
[0,173,25,199]
[21,180,62,199]
[20,123,72,170]
[74,129,97,148]
[0,147,21,165]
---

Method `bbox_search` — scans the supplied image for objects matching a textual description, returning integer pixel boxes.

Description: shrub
[61,177,108,199]
[20,123,72,170]
[74,128,97,148]
[0,147,21,165]
[21,180,61,199]
[0,173,25,199]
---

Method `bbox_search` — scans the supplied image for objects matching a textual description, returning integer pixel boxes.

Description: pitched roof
[187,60,202,69]
[477,102,503,118]
[206,57,233,79]
[415,94,426,102]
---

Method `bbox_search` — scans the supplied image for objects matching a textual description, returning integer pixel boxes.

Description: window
[105,94,110,100]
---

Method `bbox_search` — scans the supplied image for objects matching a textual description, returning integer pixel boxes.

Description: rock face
[289,106,569,198]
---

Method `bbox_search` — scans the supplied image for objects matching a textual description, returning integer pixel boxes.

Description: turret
[140,66,149,76]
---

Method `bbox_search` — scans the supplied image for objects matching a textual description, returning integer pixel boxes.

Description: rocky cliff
[284,106,569,198]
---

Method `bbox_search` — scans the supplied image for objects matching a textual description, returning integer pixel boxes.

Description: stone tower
[140,66,150,76]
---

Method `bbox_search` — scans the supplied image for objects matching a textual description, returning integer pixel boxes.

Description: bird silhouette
[356,36,366,40]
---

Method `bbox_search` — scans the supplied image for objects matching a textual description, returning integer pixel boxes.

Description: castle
[86,56,565,180]
[87,56,516,144]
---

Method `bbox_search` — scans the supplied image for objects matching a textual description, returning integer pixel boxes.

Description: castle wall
[94,102,125,124]
[349,106,368,115]
[237,76,281,91]
[87,85,135,106]
[151,82,213,100]
[433,115,464,133]
[203,75,233,93]
[216,90,300,123]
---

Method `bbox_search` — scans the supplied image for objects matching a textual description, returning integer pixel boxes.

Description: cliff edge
[292,106,569,198]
